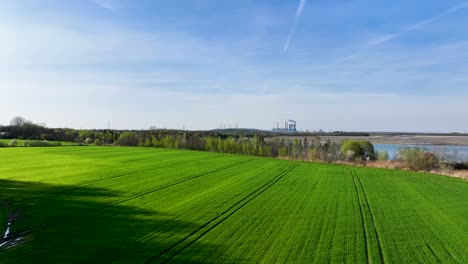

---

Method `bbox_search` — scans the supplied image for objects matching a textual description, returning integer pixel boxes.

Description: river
[374,144,468,162]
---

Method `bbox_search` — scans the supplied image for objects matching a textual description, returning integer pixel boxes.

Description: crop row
[0,147,466,263]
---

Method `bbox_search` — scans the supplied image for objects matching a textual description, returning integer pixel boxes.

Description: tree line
[3,116,466,171]
[113,131,378,162]
[1,116,377,162]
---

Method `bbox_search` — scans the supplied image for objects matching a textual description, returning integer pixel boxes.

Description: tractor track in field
[0,149,181,174]
[104,161,287,264]
[149,164,298,264]
[352,169,385,264]
[11,158,257,242]
[350,169,369,263]
[115,151,184,164]
[15,152,216,204]
[442,245,460,263]
[425,244,441,263]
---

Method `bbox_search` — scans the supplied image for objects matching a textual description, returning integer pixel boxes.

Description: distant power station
[273,118,297,132]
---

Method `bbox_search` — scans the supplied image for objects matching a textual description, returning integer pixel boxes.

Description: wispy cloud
[1,1,467,131]
[94,0,117,12]
[338,1,468,62]
[283,0,307,53]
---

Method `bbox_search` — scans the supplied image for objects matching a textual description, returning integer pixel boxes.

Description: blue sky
[1,0,467,132]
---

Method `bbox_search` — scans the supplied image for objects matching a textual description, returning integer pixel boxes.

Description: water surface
[374,143,468,162]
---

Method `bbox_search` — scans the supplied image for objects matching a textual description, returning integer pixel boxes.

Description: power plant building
[273,119,297,132]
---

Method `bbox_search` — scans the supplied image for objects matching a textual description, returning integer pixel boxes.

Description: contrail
[283,0,307,53]
[368,1,468,47]
[337,1,468,63]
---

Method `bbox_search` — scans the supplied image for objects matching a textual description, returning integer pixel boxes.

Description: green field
[0,147,467,263]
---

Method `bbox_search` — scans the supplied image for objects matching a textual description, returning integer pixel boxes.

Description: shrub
[115,132,139,146]
[397,147,438,171]
[341,140,376,161]
[341,140,361,161]
[23,140,62,147]
[444,162,468,170]
[94,138,103,146]
[142,138,152,147]
[9,139,18,147]
[0,141,6,148]
[377,150,389,161]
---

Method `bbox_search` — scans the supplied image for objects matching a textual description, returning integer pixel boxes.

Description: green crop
[0,147,466,263]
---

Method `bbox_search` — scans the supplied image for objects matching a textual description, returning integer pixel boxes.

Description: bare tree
[10,116,26,127]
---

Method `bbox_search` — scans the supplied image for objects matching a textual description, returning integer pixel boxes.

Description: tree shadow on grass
[0,179,224,264]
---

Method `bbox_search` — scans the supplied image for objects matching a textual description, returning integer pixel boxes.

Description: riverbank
[286,159,468,180]
[350,160,468,180]
[277,135,468,146]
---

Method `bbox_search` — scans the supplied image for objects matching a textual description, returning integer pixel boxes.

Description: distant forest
[1,116,374,161]
[2,116,466,171]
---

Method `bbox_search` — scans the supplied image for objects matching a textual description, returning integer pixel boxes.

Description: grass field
[0,147,467,263]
